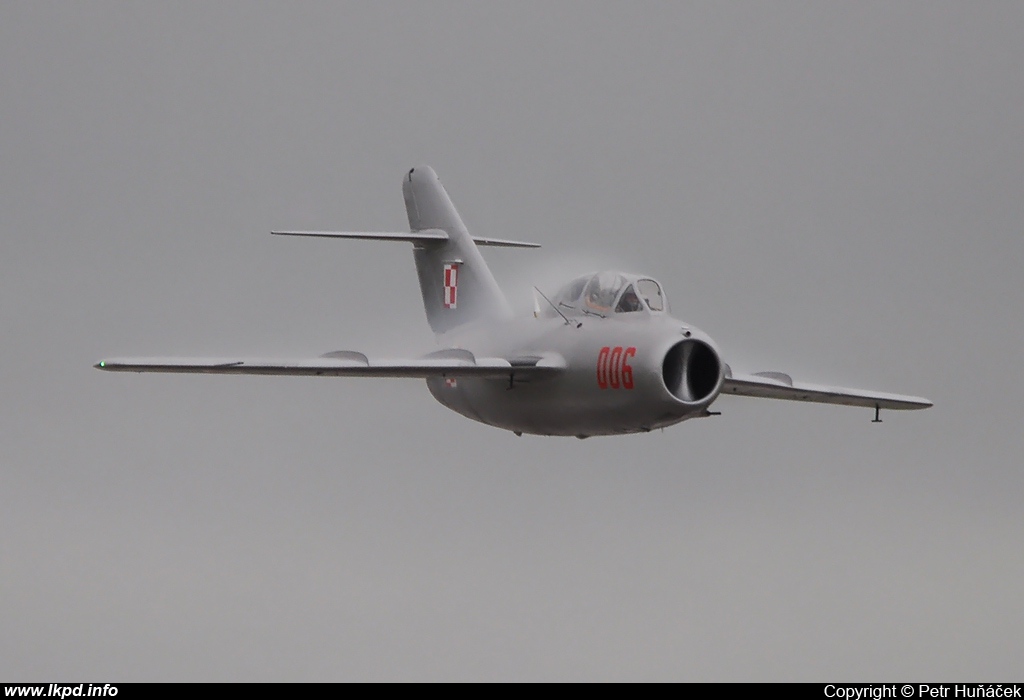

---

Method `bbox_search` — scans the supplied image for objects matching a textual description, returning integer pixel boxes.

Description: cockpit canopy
[546,272,667,318]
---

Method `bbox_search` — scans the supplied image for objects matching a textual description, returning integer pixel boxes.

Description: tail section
[273,167,531,336]
[403,166,511,334]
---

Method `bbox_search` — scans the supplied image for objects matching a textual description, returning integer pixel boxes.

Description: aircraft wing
[721,370,932,411]
[94,350,565,379]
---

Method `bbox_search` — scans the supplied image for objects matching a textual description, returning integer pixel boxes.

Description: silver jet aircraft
[96,166,931,437]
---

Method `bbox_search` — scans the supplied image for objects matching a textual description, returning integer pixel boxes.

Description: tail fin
[403,166,511,334]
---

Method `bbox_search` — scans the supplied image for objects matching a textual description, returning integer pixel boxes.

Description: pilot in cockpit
[615,285,643,313]
[551,273,664,317]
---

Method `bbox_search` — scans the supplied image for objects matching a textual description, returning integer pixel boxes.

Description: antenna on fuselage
[534,286,582,328]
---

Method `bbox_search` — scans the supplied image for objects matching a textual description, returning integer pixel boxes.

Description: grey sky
[2,1,1022,681]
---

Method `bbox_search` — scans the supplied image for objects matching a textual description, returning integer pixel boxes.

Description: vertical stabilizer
[403,166,511,334]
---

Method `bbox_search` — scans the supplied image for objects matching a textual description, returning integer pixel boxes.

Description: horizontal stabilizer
[722,371,932,410]
[271,229,539,248]
[271,230,448,243]
[95,352,564,379]
[466,236,541,248]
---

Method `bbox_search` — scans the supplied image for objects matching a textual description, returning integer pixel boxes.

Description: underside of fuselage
[425,374,704,437]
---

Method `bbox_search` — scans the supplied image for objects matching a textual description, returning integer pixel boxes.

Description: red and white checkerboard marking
[444,377,457,388]
[443,263,459,309]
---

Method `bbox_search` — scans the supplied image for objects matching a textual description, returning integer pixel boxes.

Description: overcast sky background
[2,1,1022,681]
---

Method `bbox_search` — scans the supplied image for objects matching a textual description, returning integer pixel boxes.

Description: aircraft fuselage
[426,314,724,437]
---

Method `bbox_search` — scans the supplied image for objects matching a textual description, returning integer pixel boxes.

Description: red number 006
[597,346,636,390]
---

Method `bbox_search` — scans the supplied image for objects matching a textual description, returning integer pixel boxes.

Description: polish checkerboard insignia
[443,263,459,309]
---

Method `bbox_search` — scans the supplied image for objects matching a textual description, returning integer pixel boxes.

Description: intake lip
[662,339,723,404]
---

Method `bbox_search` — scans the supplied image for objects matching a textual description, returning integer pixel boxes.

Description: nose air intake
[662,340,722,403]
